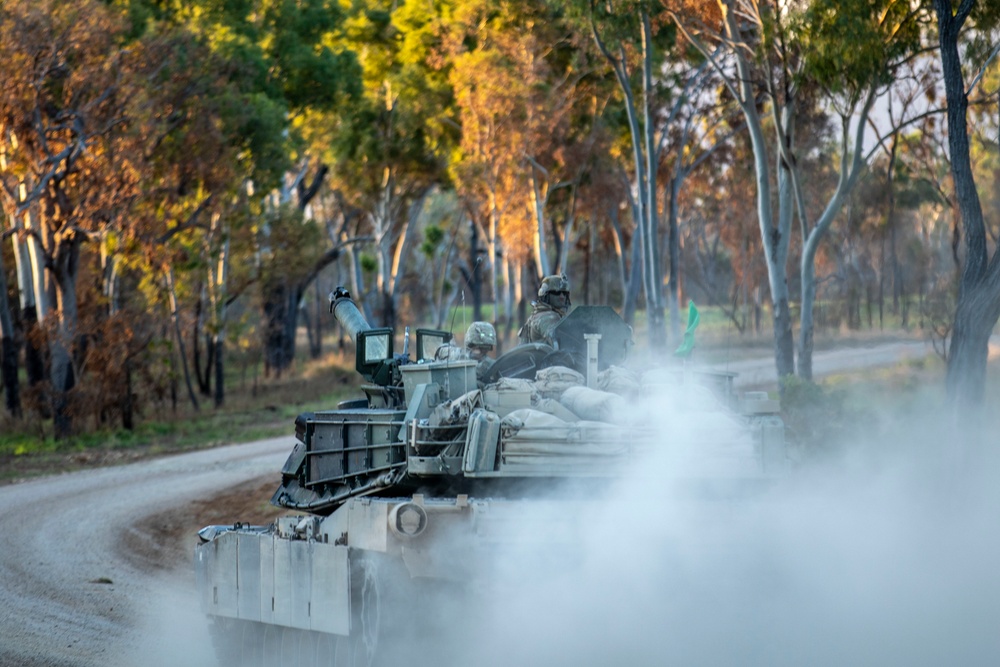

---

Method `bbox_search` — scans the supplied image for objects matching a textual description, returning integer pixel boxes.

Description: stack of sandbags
[533,366,584,398]
[558,385,629,424]
[596,365,641,397]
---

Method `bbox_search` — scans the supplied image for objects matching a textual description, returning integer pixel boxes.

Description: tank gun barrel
[328,287,372,344]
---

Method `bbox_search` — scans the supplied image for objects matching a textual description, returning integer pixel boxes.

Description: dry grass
[0,348,360,483]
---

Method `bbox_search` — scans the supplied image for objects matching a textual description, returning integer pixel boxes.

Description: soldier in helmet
[434,321,497,385]
[464,321,496,383]
[518,274,570,346]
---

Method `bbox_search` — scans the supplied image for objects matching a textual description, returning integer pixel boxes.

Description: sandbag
[559,386,628,424]
[533,365,584,398]
[488,377,537,394]
[533,397,581,422]
[597,365,641,397]
[500,409,621,445]
[500,409,567,440]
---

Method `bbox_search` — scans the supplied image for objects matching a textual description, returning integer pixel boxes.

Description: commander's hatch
[552,306,633,371]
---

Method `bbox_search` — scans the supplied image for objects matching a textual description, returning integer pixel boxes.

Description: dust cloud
[447,387,1000,667]
[134,382,1000,667]
[123,576,218,667]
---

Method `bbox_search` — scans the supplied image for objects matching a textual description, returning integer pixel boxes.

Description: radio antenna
[450,290,462,342]
[451,255,482,344]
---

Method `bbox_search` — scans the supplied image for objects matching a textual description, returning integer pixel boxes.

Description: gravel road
[711,339,935,387]
[0,341,941,667]
[0,438,290,667]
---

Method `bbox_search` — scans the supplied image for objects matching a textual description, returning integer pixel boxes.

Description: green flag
[673,301,700,358]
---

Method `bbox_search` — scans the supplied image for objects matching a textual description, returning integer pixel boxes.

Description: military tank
[195,288,786,666]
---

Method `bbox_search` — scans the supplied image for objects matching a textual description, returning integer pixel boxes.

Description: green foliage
[421,224,445,258]
[360,253,378,274]
[323,0,454,202]
[893,157,948,210]
[116,0,362,190]
[967,1,1000,68]
[257,205,325,288]
[798,0,922,97]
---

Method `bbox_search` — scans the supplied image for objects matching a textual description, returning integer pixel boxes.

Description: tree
[933,0,1000,408]
[671,1,795,377]
[792,0,923,379]
[584,0,680,348]
[0,241,18,416]
[125,0,362,376]
[322,0,451,331]
[673,0,923,381]
[658,56,736,340]
[0,0,139,436]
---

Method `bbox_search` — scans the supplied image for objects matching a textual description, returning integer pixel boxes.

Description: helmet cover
[465,321,497,349]
[537,274,570,298]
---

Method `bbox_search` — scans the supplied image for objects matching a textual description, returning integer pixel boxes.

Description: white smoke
[124,572,218,667]
[444,385,1000,667]
[135,378,1000,667]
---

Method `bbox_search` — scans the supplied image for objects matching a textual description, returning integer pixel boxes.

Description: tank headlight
[389,502,428,538]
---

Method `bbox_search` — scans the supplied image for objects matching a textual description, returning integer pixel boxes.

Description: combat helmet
[538,274,570,298]
[465,321,497,350]
[537,274,571,310]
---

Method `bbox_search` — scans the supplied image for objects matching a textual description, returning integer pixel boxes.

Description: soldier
[464,321,497,383]
[435,321,497,385]
[518,274,570,346]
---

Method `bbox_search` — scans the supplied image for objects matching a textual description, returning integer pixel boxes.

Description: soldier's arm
[538,312,562,346]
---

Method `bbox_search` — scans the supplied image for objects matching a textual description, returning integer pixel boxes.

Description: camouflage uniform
[518,275,570,346]
[474,356,495,385]
[518,301,566,346]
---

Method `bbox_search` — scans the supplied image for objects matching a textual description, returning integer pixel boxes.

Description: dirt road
[0,438,289,667]
[710,339,935,387]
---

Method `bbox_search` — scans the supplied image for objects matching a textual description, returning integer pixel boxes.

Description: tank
[194,288,786,666]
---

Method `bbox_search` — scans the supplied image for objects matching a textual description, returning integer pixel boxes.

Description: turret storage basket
[302,409,407,487]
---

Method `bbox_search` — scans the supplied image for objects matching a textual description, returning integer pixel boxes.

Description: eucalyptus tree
[447,13,529,330]
[673,0,923,380]
[575,0,681,348]
[659,58,737,341]
[122,0,363,376]
[0,0,147,436]
[0,246,17,416]
[444,0,600,335]
[322,0,456,330]
[932,0,1000,408]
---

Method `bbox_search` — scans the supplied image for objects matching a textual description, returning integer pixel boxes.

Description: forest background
[0,0,998,453]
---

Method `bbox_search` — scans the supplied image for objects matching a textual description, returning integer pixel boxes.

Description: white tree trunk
[528,166,551,277]
[389,189,427,314]
[208,212,230,407]
[556,189,576,277]
[24,208,51,319]
[9,215,34,314]
[591,8,665,346]
[797,93,875,380]
[734,26,794,378]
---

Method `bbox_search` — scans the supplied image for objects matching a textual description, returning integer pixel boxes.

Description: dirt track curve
[0,438,289,667]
